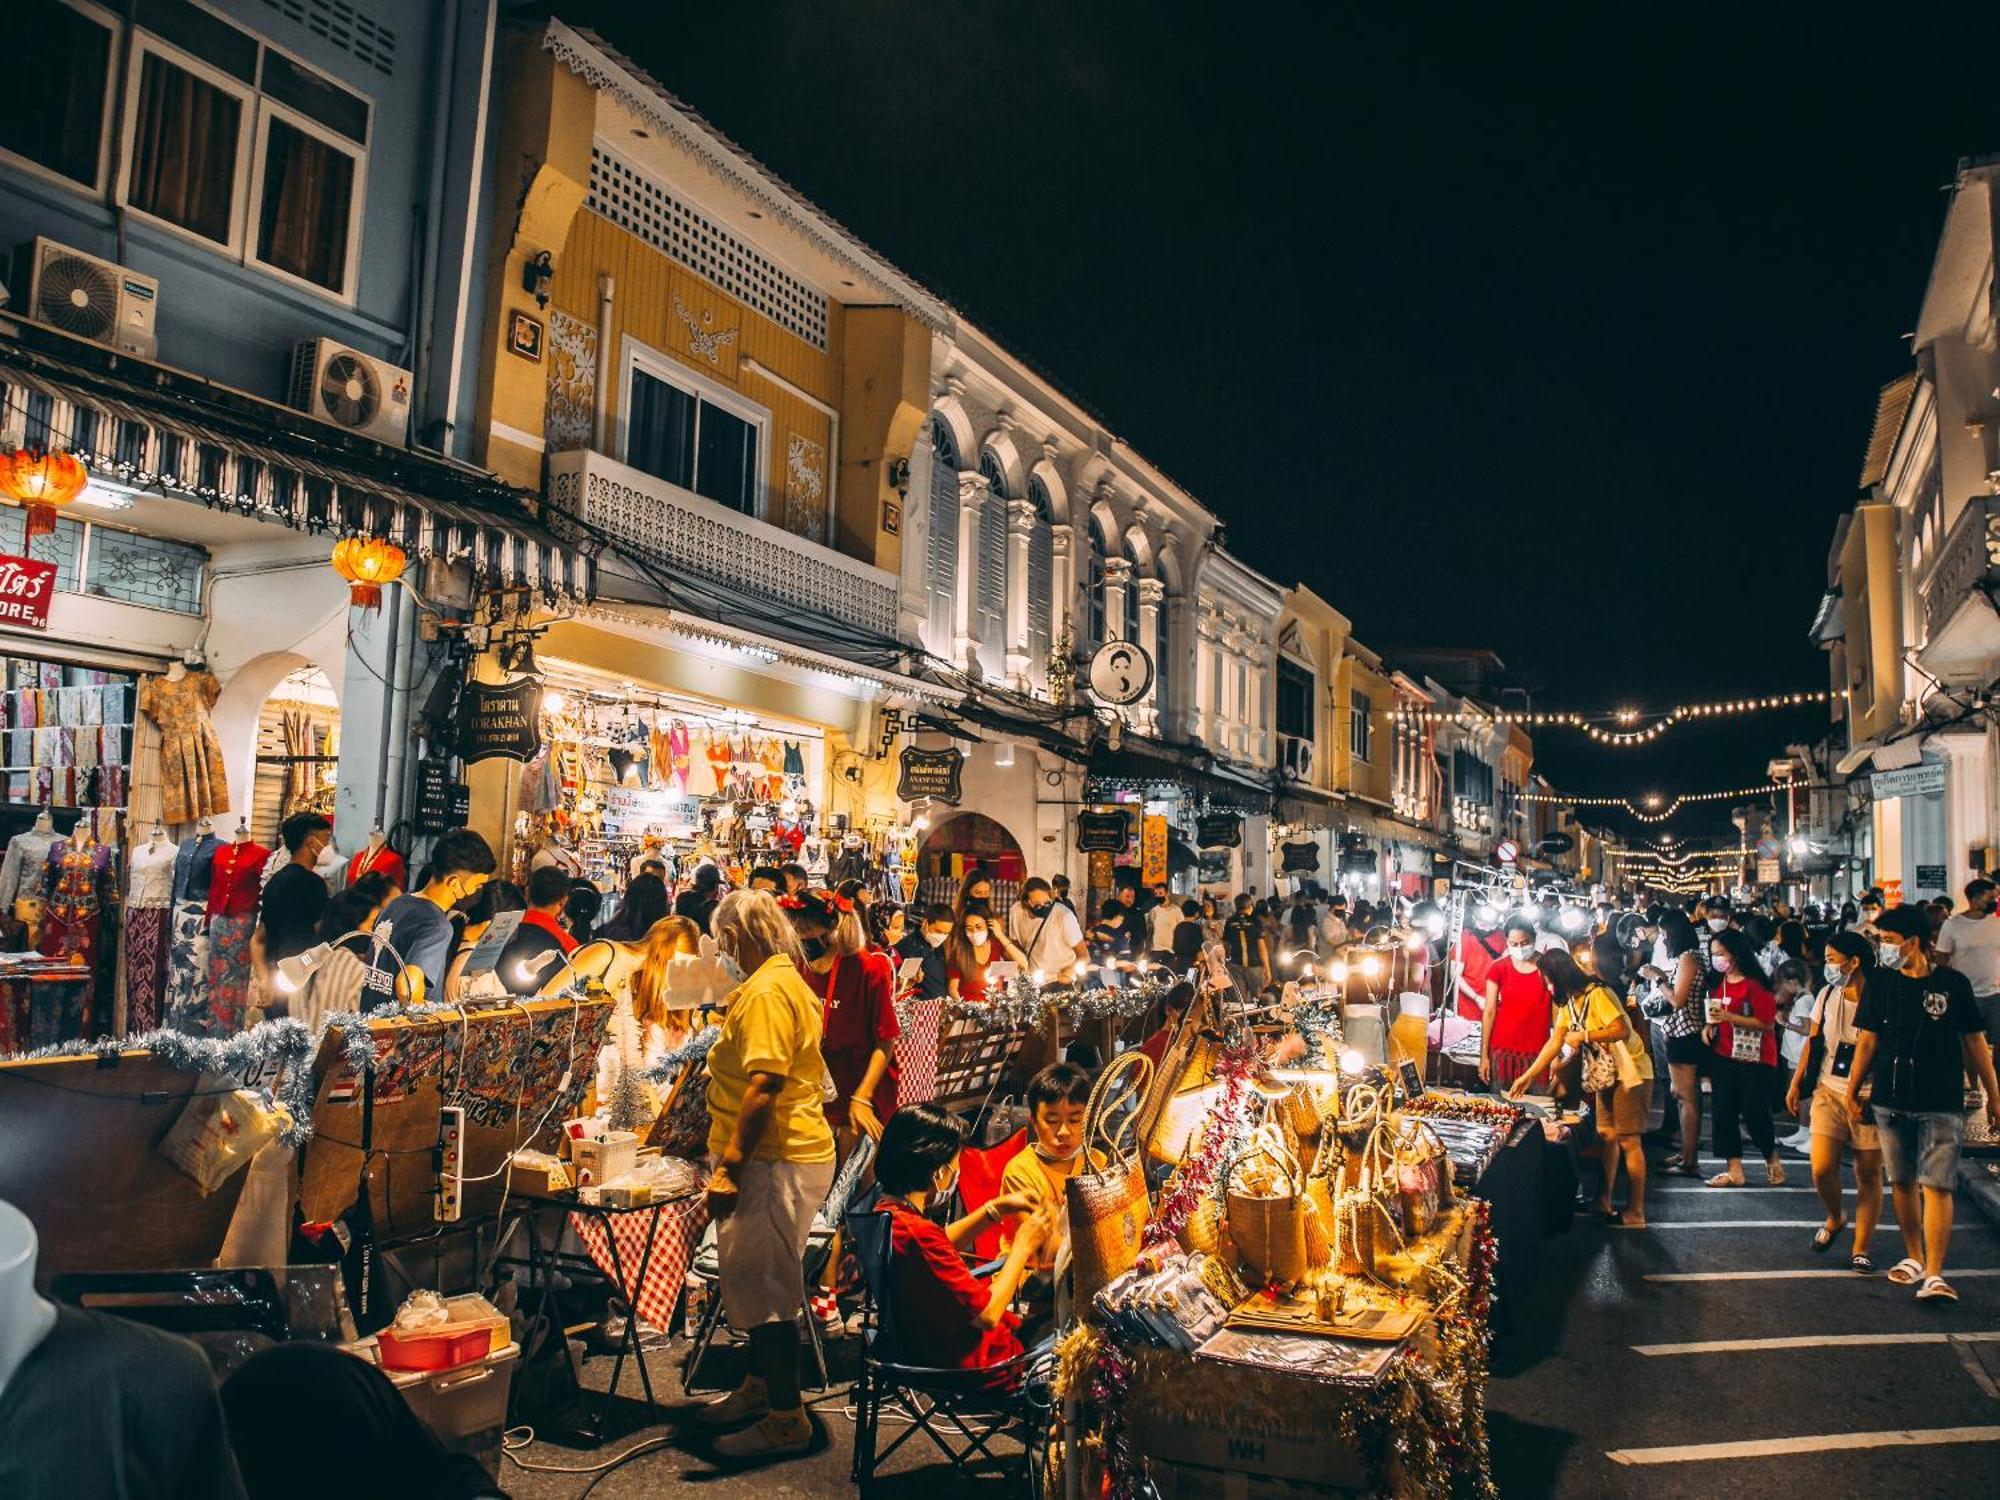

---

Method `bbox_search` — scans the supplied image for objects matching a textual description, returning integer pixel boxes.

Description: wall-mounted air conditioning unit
[15,237,159,359]
[288,337,411,445]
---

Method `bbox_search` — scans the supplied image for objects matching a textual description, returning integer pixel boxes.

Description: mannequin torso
[0,1201,55,1401]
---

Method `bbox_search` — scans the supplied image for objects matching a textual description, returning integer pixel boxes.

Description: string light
[1392,688,1846,741]
[1518,779,1807,824]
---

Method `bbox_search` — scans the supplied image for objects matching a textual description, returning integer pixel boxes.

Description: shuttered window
[925,419,959,654]
[1026,479,1053,677]
[975,452,1007,677]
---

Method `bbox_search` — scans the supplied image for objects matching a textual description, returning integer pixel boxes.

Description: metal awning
[1085,741,1275,813]
[0,325,596,600]
[1834,738,1881,776]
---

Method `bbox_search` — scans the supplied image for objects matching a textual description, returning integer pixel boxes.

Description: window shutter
[926,422,958,651]
[1027,484,1053,672]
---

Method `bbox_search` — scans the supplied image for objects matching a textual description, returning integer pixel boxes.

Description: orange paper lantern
[330,535,407,610]
[0,448,89,540]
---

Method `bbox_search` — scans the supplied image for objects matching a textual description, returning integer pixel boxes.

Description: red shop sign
[0,553,58,631]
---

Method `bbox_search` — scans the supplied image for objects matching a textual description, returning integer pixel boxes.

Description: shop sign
[1088,850,1117,891]
[1141,814,1169,886]
[0,553,58,631]
[1196,813,1243,850]
[897,745,965,805]
[1914,863,1948,890]
[413,760,469,835]
[1871,762,1945,800]
[459,678,543,763]
[1280,840,1321,873]
[1196,848,1231,884]
[1076,808,1133,853]
[1756,857,1781,885]
[602,785,700,835]
[1538,832,1574,856]
[1087,640,1154,706]
[1340,845,1376,873]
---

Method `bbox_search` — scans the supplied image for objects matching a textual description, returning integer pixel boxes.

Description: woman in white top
[1784,930,1882,1273]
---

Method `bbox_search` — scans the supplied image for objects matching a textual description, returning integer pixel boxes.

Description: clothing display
[124,906,169,1032]
[125,838,178,908]
[206,841,271,921]
[0,827,57,910]
[37,838,113,969]
[136,668,230,825]
[171,833,221,905]
[163,899,213,1034]
[345,843,407,891]
[195,842,267,1034]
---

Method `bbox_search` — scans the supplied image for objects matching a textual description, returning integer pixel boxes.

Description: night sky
[550,1,1991,840]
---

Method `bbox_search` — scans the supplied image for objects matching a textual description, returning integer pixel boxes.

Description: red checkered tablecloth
[895,999,944,1107]
[568,1194,709,1330]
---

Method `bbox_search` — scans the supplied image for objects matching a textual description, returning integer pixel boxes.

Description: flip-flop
[1811,1221,1846,1253]
[1705,1172,1745,1188]
[1851,1254,1875,1275]
[1886,1257,1924,1286]
[1917,1276,1958,1303]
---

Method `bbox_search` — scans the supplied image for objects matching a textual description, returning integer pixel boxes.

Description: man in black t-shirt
[1221,893,1270,994]
[258,812,331,984]
[1849,904,2000,1302]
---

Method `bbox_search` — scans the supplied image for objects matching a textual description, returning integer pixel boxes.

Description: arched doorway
[917,811,1026,916]
[250,666,339,847]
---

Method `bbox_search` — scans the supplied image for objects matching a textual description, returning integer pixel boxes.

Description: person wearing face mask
[1008,876,1090,983]
[945,900,1027,1004]
[1851,892,1885,937]
[1933,878,2000,1050]
[1702,927,1785,1188]
[1847,903,2000,1302]
[896,903,956,1001]
[1786,930,1882,1270]
[1481,916,1554,1089]
[787,890,899,1145]
[994,1062,1102,1271]
[696,889,836,1459]
[359,829,496,1007]
[867,1103,1056,1386]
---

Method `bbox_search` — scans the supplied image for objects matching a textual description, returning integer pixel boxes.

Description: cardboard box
[1147,1458,1365,1498]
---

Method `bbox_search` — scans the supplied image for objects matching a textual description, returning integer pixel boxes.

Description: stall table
[0,957,94,1050]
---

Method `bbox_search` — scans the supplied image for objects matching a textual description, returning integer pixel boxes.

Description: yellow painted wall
[1335,655,1393,806]
[839,307,931,576]
[1842,503,1903,744]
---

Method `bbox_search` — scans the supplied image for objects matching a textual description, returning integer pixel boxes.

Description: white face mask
[1878,942,1906,971]
[924,930,948,949]
[1823,961,1846,986]
[1711,954,1732,974]
[1706,917,1729,933]
[716,947,746,984]
[1507,943,1535,962]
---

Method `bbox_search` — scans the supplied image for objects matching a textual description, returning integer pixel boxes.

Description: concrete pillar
[1102,557,1132,644]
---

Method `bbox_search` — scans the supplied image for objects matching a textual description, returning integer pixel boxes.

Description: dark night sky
[552,1,1992,839]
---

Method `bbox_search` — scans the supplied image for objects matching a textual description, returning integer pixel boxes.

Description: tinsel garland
[6,1020,319,1147]
[943,969,1172,1032]
[642,1025,720,1083]
[1145,1035,1262,1250]
[1285,995,1346,1059]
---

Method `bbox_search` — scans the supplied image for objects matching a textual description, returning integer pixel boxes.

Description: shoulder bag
[1662,952,1703,1039]
[1066,1050,1154,1311]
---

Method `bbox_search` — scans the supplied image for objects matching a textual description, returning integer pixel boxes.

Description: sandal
[1917,1276,1958,1303]
[1672,1162,1703,1178]
[1705,1171,1745,1188]
[1851,1254,1875,1275]
[1886,1257,1925,1286]
[1811,1221,1846,1253]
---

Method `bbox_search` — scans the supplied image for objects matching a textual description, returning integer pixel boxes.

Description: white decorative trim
[489,419,547,453]
[544,21,954,333]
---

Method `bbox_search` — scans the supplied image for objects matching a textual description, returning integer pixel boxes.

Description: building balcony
[1919,494,2000,684]
[547,448,900,638]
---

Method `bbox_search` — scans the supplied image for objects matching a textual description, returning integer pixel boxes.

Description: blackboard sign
[1280,840,1321,873]
[459,678,543,764]
[897,745,965,805]
[1196,813,1243,850]
[413,760,470,835]
[1340,845,1376,873]
[1539,831,1575,856]
[1076,809,1132,853]
[1196,849,1231,884]
[1915,864,1948,889]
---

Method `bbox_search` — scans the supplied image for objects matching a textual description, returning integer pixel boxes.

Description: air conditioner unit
[16,237,159,359]
[288,337,411,445]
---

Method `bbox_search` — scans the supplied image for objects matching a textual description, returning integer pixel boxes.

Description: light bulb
[1338,1048,1366,1075]
[544,690,567,714]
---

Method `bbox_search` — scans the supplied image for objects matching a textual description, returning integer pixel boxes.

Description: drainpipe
[439,0,499,454]
[410,0,461,439]
[381,584,418,834]
[593,273,615,452]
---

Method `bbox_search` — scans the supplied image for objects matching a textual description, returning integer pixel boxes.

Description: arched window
[1027,479,1054,675]
[925,417,960,654]
[976,452,1008,677]
[1085,515,1109,651]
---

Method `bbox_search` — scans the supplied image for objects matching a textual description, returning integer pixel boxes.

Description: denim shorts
[1871,1106,1964,1192]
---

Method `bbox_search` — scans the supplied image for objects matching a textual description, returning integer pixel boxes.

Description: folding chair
[843,1207,1047,1497]
[954,1129,1028,1264]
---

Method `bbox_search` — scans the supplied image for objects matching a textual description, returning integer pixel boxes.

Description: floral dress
[137,670,231,825]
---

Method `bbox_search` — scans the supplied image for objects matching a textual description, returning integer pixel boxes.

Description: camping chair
[843,1206,1048,1497]
[954,1129,1029,1264]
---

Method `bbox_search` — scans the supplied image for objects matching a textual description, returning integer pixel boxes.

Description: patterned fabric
[568,1195,709,1331]
[37,840,110,969]
[204,911,256,1035]
[137,669,230,824]
[125,905,170,1033]
[164,899,213,1034]
[894,999,945,1108]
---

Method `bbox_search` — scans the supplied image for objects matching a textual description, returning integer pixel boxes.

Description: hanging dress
[136,670,231,825]
[669,721,692,793]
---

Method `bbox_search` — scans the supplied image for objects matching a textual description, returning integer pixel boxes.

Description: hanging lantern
[0,448,89,540]
[330,535,407,610]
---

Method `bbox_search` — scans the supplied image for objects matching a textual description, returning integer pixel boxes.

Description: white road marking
[1606,1426,2000,1465]
[1648,1184,1878,1194]
[1645,1267,2000,1283]
[1635,1332,2000,1356]
[1640,1220,1983,1231]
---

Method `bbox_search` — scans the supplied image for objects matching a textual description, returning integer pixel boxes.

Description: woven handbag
[1136,988,1223,1165]
[1066,1050,1155,1311]
[1226,1122,1312,1289]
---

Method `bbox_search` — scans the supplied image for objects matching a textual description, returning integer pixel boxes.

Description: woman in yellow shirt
[694,889,836,1461]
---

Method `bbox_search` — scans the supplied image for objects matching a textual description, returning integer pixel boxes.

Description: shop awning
[1085,740,1275,813]
[0,322,596,600]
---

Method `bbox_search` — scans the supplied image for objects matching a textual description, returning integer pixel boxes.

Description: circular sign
[1088,640,1155,706]
[1538,831,1574,856]
[1495,839,1519,865]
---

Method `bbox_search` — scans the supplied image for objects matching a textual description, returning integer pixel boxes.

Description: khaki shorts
[716,1156,835,1330]
[1810,1085,1879,1153]
[1595,1080,1652,1137]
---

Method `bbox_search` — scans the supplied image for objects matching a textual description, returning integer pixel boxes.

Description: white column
[1005,497,1035,689]
[953,470,989,670]
[1050,523,1075,634]
[1135,577,1164,736]
[1193,622,1214,747]
[1102,557,1133,643]
[1162,593,1198,742]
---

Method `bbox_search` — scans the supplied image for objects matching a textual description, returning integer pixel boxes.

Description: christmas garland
[944,969,1173,1032]
[1145,1034,1262,1250]
[642,1025,720,1083]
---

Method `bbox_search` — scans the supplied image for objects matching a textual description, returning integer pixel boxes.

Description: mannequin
[0,809,59,912]
[0,1201,54,1400]
[344,826,405,891]
[37,812,112,970]
[204,819,269,1035]
[164,817,222,1034]
[125,823,179,1033]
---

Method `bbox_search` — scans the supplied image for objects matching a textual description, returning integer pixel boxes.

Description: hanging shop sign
[1196,812,1243,849]
[897,745,965,805]
[1280,840,1322,873]
[1141,814,1169,886]
[413,760,470,835]
[1196,848,1232,884]
[1756,857,1782,884]
[1914,863,1948,891]
[1087,640,1155,706]
[602,785,700,836]
[459,678,543,764]
[1076,809,1133,853]
[1340,842,1377,873]
[1870,762,1946,801]
[1538,832,1574,856]
[0,553,57,631]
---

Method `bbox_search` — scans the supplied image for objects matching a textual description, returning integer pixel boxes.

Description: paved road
[1487,1142,2000,1498]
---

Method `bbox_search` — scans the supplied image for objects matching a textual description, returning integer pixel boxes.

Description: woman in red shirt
[1705,927,1785,1188]
[1481,917,1553,1088]
[787,891,900,1141]
[945,900,1027,1005]
[870,1103,1053,1384]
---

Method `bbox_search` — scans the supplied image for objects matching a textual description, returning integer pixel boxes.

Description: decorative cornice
[543,21,954,334]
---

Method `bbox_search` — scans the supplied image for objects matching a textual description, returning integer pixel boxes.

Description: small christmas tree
[606,1059,647,1133]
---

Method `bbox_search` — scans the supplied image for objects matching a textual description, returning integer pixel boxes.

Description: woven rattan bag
[1066,1050,1155,1310]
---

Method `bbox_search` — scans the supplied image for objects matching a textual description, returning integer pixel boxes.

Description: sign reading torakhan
[0,553,58,631]
[459,678,544,763]
[897,745,965,805]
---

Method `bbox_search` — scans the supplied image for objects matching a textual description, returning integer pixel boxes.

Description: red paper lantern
[330,535,407,610]
[0,448,89,539]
